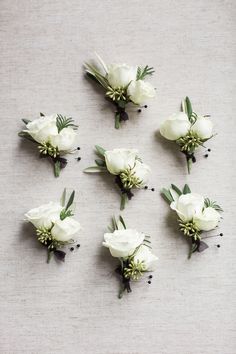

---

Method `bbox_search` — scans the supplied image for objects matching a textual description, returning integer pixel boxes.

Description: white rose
[160,112,191,141]
[170,193,205,222]
[25,202,62,229]
[127,80,156,105]
[50,127,77,151]
[24,114,58,144]
[191,116,213,139]
[107,64,137,88]
[103,229,145,258]
[194,207,221,231]
[104,148,138,175]
[133,245,158,271]
[51,218,81,242]
[133,160,151,186]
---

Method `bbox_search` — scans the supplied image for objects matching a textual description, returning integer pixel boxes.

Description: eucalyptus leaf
[95,159,106,167]
[185,97,193,120]
[60,188,66,207]
[171,184,182,196]
[161,188,174,204]
[95,145,106,157]
[22,119,31,125]
[65,190,75,211]
[119,215,126,229]
[183,184,191,194]
[84,166,107,173]
[18,131,36,143]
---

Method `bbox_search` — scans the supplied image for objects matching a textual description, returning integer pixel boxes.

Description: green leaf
[119,215,126,229]
[84,63,109,89]
[84,166,107,173]
[65,190,75,211]
[183,184,191,194]
[56,114,78,133]
[60,188,66,207]
[161,188,174,204]
[95,159,106,167]
[95,145,106,158]
[22,119,31,125]
[112,217,118,231]
[54,161,61,177]
[136,66,155,80]
[18,131,36,143]
[185,97,193,120]
[171,184,182,196]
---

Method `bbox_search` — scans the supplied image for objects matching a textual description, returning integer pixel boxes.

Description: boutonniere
[103,216,158,298]
[85,54,156,129]
[24,190,81,263]
[19,113,80,177]
[84,146,152,210]
[160,97,214,173]
[161,184,223,258]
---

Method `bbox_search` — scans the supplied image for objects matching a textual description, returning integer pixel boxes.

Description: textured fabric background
[0,1,236,353]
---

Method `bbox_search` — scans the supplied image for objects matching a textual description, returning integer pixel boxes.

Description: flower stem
[115,112,120,129]
[187,157,192,174]
[54,160,61,177]
[120,194,127,210]
[47,250,53,263]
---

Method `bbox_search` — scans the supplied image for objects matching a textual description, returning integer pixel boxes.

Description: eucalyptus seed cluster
[123,259,146,280]
[106,86,127,101]
[179,220,201,241]
[36,227,53,245]
[120,166,142,189]
[177,131,203,154]
[38,142,59,158]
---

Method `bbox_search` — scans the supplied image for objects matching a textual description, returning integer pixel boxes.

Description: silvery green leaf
[65,190,75,211]
[22,119,31,125]
[171,184,182,196]
[60,188,66,207]
[119,215,126,229]
[95,159,106,167]
[183,184,191,194]
[161,188,174,204]
[95,145,106,157]
[84,166,107,173]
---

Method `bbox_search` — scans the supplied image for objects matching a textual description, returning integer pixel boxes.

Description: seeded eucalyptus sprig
[18,113,79,177]
[161,184,223,258]
[104,216,158,298]
[85,54,156,129]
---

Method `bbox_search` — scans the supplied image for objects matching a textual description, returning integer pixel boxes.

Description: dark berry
[77,147,81,150]
[208,149,211,152]
[149,275,153,279]
[70,247,74,251]
[151,188,155,192]
[220,233,223,236]
[144,186,148,190]
[148,281,151,284]
[217,244,221,248]
[77,157,81,161]
[144,105,148,108]
[204,154,208,158]
[77,244,80,248]
[138,109,142,113]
